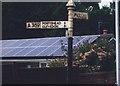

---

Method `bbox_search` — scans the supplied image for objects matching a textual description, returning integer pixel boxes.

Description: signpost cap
[66,0,76,7]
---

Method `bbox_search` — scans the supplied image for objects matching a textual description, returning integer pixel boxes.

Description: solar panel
[25,47,48,56]
[4,48,24,57]
[7,40,27,47]
[40,38,60,46]
[2,40,13,47]
[0,41,2,47]
[51,38,67,46]
[14,48,35,56]
[73,36,84,45]
[76,35,97,46]
[50,47,65,56]
[29,39,49,47]
[88,35,98,43]
[18,39,37,47]
[0,51,1,55]
[38,46,60,56]
[2,48,16,55]
[1,35,100,58]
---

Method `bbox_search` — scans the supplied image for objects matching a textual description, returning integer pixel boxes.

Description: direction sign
[73,11,88,20]
[26,21,68,29]
[26,22,41,29]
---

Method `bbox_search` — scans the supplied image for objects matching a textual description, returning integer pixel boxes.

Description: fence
[2,64,116,84]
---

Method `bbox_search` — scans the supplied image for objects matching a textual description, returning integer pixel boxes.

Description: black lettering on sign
[42,24,47,28]
[74,13,77,16]
[27,23,31,28]
[57,21,61,25]
[42,24,59,28]
[64,22,66,28]
[64,25,66,28]
[74,12,88,19]
[32,22,41,28]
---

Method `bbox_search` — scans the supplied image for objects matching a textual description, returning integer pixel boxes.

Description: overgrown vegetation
[48,35,116,73]
[48,59,65,67]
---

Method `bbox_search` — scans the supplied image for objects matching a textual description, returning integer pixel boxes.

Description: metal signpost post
[66,0,75,84]
[26,0,88,84]
[66,0,88,84]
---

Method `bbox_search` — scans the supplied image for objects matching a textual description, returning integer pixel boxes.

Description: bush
[48,36,116,73]
[73,36,116,72]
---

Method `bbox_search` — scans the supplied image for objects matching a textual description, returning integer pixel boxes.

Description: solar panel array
[0,35,99,58]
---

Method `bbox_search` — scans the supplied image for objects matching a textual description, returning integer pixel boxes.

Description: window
[40,63,47,68]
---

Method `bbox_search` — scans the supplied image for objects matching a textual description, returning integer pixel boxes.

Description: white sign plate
[26,22,41,29]
[73,11,88,20]
[26,21,68,29]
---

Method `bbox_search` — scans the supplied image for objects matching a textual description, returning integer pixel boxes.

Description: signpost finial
[66,0,76,7]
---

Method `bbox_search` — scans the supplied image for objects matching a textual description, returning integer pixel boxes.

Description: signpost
[26,0,88,84]
[26,21,68,29]
[66,0,75,84]
[73,11,88,20]
[26,22,41,29]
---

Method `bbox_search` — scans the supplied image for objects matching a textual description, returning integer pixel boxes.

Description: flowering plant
[48,36,116,72]
[72,36,116,72]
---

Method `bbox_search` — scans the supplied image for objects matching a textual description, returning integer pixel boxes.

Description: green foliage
[49,36,116,72]
[78,41,91,53]
[48,59,65,67]
[73,36,116,72]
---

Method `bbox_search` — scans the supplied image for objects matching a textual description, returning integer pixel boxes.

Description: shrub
[48,36,116,72]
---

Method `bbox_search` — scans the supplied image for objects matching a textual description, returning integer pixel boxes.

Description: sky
[99,0,113,8]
